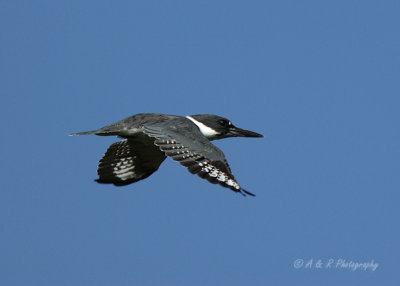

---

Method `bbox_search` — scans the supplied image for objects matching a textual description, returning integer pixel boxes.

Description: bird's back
[71,113,181,137]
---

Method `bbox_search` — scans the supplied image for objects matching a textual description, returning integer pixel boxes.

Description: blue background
[1,1,399,285]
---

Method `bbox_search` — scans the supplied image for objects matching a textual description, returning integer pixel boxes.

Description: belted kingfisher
[71,113,263,196]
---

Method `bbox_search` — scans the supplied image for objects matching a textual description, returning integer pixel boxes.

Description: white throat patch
[186,116,219,139]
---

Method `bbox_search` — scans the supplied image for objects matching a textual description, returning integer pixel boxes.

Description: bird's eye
[219,120,228,127]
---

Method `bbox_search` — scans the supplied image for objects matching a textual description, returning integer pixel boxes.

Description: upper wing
[143,119,255,196]
[96,136,166,186]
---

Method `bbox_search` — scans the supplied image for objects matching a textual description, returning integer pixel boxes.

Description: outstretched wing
[96,136,166,186]
[143,119,255,196]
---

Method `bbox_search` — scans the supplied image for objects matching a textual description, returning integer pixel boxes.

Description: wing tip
[239,188,256,197]
[95,178,132,186]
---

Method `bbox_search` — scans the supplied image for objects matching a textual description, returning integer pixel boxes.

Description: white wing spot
[199,162,241,189]
[227,179,240,189]
[217,173,227,182]
[210,170,219,177]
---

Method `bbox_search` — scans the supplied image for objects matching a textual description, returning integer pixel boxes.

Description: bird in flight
[71,113,263,196]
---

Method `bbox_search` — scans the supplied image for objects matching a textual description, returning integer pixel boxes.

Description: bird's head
[187,114,264,140]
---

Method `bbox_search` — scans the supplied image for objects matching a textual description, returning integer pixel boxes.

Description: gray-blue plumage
[71,113,263,196]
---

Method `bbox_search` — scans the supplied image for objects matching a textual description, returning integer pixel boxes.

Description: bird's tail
[69,130,98,136]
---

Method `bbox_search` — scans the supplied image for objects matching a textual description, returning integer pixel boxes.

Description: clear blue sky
[1,1,399,285]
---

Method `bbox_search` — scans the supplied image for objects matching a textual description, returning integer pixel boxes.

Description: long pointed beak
[228,127,263,138]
